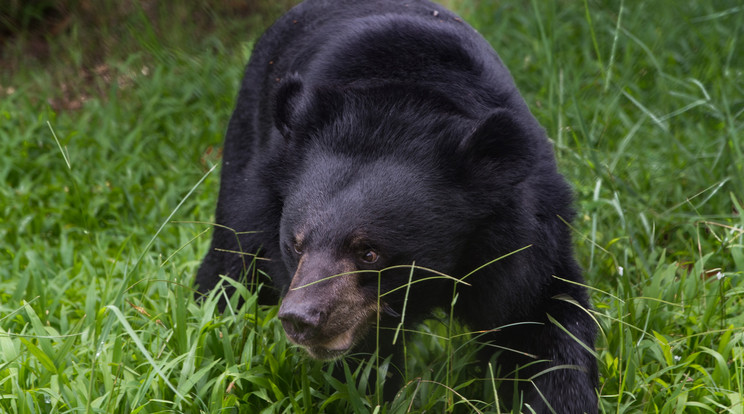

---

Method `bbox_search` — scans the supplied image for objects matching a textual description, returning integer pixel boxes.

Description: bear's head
[271,75,540,359]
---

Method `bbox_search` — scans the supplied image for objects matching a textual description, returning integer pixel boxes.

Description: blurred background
[1,0,300,110]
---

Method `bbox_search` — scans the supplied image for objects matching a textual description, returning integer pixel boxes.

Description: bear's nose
[277,305,324,345]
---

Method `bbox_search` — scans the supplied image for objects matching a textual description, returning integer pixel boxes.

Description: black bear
[196,0,598,411]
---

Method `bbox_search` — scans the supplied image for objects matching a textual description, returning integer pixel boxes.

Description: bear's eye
[357,249,379,264]
[292,239,303,255]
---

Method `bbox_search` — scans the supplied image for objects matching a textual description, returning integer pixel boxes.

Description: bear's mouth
[304,329,357,360]
[321,328,356,351]
[293,310,376,360]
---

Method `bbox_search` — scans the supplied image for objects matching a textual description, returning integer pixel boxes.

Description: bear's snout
[277,252,377,359]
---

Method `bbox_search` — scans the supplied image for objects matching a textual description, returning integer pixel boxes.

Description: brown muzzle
[277,252,377,360]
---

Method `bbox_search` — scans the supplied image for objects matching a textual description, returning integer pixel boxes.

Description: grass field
[1,0,742,412]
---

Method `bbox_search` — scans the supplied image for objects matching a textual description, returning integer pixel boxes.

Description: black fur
[196,1,598,412]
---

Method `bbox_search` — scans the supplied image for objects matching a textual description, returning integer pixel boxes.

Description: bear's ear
[273,74,345,140]
[457,109,537,177]
[274,73,305,139]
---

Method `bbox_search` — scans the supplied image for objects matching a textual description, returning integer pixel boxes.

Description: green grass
[1,0,742,412]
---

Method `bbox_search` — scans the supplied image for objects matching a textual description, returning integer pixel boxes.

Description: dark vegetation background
[1,1,742,413]
[1,0,297,109]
